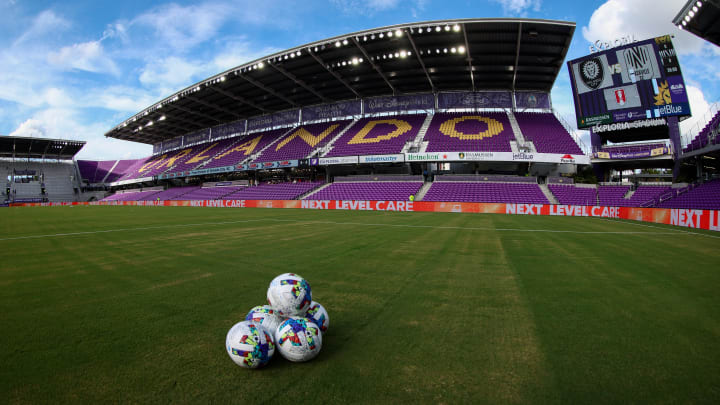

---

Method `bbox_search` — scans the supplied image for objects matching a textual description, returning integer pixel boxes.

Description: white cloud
[9,109,150,160]
[48,40,120,75]
[679,84,712,143]
[490,0,541,15]
[582,0,709,56]
[331,0,424,14]
[133,2,232,52]
[139,56,205,90]
[13,10,70,46]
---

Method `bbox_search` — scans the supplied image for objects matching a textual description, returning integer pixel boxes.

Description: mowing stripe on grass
[0,219,269,241]
[592,217,720,239]
[0,216,694,241]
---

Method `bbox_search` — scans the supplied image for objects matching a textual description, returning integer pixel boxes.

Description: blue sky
[1,0,718,160]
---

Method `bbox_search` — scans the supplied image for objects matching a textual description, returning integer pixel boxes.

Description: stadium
[2,3,720,403]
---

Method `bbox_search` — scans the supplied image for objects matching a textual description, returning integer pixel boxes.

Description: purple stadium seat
[657,179,720,210]
[514,112,583,154]
[306,182,423,201]
[424,112,514,152]
[423,182,548,204]
[325,114,426,157]
[255,121,350,162]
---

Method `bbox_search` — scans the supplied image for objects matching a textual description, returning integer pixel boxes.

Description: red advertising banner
[8,200,720,232]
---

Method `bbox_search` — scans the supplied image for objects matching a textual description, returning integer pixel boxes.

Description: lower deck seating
[423,182,548,204]
[306,182,422,201]
[223,182,324,200]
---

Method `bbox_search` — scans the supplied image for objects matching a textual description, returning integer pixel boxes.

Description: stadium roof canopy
[673,0,720,47]
[0,136,86,160]
[106,18,575,145]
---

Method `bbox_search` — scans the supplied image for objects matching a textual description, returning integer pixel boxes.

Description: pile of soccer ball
[225,273,329,369]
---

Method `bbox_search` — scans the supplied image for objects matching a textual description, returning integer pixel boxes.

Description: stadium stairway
[624,188,635,201]
[539,184,558,204]
[414,182,433,201]
[100,160,120,183]
[403,113,434,153]
[506,111,529,147]
[319,119,359,157]
[246,127,296,163]
[299,183,332,199]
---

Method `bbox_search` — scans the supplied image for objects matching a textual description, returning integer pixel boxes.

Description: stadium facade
[3,18,719,216]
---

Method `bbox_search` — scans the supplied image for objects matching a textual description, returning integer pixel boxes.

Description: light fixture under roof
[159,115,166,121]
[453,24,460,32]
[335,41,341,47]
[395,29,402,37]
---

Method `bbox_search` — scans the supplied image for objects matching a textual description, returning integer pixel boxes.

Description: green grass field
[2,206,719,404]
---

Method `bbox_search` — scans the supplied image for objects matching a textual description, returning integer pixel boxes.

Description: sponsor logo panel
[358,154,405,163]
[604,85,642,110]
[617,44,662,84]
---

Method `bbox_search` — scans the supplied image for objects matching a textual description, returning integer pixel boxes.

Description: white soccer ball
[225,320,275,369]
[266,273,312,316]
[274,317,322,362]
[245,305,284,335]
[305,301,330,334]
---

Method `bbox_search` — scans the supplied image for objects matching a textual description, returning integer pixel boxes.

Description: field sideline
[1,206,719,403]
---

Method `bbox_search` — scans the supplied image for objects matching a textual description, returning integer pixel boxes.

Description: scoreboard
[567,35,690,129]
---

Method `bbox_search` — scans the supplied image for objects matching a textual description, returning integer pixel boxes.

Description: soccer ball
[225,320,275,369]
[267,273,312,316]
[245,305,284,335]
[274,317,322,362]
[305,301,330,333]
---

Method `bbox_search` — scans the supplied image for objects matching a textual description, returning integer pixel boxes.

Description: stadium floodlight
[159,115,166,121]
[444,48,448,53]
[342,61,347,66]
[379,33,384,38]
[259,62,265,68]
[388,31,394,37]
[342,39,348,45]
[682,20,687,26]
[400,50,407,57]
[352,57,358,64]
[689,10,695,17]
[359,57,363,63]
[436,26,441,32]
[458,46,466,53]
[363,35,367,41]
[296,51,301,56]
[685,15,691,21]
[371,34,375,40]
[335,41,341,47]
[453,24,460,32]
[146,121,153,127]
[407,51,411,56]
[220,76,226,81]
[697,0,702,6]
[693,5,698,12]
[436,48,440,54]
[290,52,295,58]
[395,29,402,37]
[418,28,423,33]
[451,47,457,53]
[445,25,450,31]
[195,86,200,91]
